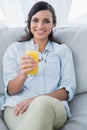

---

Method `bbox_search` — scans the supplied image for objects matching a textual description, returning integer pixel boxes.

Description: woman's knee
[29,96,55,116]
[28,96,55,127]
[30,96,51,109]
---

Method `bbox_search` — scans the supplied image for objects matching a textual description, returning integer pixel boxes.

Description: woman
[3,1,76,130]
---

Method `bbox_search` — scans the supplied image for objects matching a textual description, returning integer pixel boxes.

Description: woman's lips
[36,30,46,34]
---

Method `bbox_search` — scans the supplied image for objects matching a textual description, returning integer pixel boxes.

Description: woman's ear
[52,24,57,33]
[52,24,56,28]
[52,24,56,31]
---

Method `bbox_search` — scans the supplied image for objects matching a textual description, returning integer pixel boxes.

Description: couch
[0,26,87,130]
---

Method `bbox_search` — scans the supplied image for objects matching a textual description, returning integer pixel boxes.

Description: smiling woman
[1,1,76,130]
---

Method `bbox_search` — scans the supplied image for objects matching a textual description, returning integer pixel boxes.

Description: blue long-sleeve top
[2,39,76,117]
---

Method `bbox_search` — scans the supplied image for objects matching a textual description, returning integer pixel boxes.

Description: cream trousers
[4,96,67,130]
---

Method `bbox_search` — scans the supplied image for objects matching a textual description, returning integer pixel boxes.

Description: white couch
[0,26,87,130]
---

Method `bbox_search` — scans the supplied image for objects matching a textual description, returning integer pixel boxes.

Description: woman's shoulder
[53,41,70,51]
[3,41,26,57]
[53,42,72,57]
[10,41,26,48]
[6,41,29,51]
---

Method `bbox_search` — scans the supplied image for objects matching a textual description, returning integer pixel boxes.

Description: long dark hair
[20,1,60,44]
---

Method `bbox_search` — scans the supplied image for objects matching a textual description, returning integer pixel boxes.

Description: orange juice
[26,51,38,75]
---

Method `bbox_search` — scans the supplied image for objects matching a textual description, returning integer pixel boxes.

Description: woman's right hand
[14,97,36,116]
[19,55,36,75]
[7,54,37,95]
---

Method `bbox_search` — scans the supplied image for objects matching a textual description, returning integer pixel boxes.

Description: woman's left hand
[13,97,36,116]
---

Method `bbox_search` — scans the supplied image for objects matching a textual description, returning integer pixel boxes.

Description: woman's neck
[33,38,48,52]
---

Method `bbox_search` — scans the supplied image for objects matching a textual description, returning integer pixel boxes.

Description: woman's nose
[37,22,43,28]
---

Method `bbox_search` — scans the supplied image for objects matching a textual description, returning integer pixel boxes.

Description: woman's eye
[32,19,38,23]
[44,20,50,23]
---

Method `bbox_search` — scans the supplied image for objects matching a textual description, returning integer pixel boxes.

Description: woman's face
[30,10,54,41]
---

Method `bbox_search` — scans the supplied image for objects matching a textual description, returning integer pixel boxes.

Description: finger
[14,100,29,115]
[14,107,20,116]
[21,55,34,62]
[14,104,24,116]
[19,104,29,114]
[19,59,36,70]
[21,55,32,59]
[20,62,36,69]
[21,58,36,63]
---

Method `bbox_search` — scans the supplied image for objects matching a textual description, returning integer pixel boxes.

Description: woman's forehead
[32,10,52,19]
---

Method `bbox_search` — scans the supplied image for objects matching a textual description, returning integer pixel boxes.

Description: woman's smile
[35,30,46,35]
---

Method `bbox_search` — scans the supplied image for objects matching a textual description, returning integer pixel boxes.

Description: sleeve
[58,45,76,101]
[3,43,19,93]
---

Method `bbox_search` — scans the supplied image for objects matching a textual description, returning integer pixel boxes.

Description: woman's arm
[7,54,37,95]
[7,73,27,95]
[57,45,76,101]
[47,88,69,100]
[13,88,68,116]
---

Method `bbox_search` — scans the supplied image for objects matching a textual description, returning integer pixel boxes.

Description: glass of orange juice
[25,44,39,75]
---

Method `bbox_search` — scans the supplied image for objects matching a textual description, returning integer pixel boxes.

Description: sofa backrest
[0,26,87,95]
[54,26,87,94]
[69,27,87,94]
[0,27,25,94]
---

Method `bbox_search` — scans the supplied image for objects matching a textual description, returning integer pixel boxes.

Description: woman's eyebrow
[32,17,51,19]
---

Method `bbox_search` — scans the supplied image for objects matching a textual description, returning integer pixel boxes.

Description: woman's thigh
[4,106,28,130]
[31,96,67,129]
[4,96,67,130]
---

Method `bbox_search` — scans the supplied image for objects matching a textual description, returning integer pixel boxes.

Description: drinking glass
[25,44,39,75]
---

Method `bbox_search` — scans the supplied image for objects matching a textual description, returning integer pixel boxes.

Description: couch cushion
[54,27,80,45]
[0,118,8,130]
[61,93,87,130]
[54,26,87,94]
[0,27,25,94]
[68,27,87,94]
